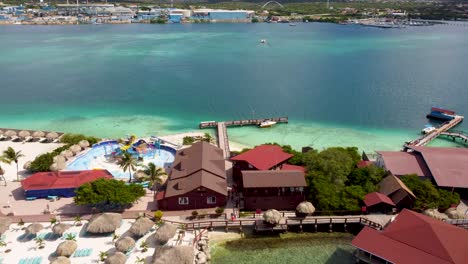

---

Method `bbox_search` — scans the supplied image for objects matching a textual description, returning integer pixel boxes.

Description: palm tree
[1,147,25,181]
[140,241,148,253]
[65,233,76,241]
[202,132,213,143]
[74,215,82,226]
[0,165,5,186]
[118,152,137,183]
[50,217,57,228]
[112,232,120,242]
[135,257,145,263]
[35,237,45,249]
[99,251,108,262]
[143,162,166,193]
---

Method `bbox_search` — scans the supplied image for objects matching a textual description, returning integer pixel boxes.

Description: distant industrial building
[192,9,254,22]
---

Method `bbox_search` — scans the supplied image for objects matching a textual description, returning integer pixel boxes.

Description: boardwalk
[405,115,464,148]
[217,122,230,159]
[440,130,468,143]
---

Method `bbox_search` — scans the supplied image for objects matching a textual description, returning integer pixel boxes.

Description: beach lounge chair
[34,257,42,264]
[0,135,6,141]
[87,248,93,257]
[18,258,26,264]
[52,138,60,143]
[38,138,47,143]
[24,136,33,142]
[11,136,20,142]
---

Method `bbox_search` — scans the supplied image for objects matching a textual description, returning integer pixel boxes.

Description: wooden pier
[440,130,468,143]
[405,115,464,148]
[199,117,288,159]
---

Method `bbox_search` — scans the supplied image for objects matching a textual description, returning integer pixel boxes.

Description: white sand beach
[0,141,64,182]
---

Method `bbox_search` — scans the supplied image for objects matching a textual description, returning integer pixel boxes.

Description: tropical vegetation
[29,145,71,172]
[141,162,166,191]
[74,178,145,209]
[118,152,138,183]
[1,147,25,181]
[60,133,100,145]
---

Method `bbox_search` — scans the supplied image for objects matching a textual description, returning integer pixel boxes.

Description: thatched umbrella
[56,240,77,257]
[79,140,90,149]
[105,252,127,264]
[53,155,66,164]
[5,130,17,137]
[52,223,72,236]
[86,213,122,234]
[152,246,194,264]
[423,209,448,220]
[154,222,177,245]
[46,132,59,141]
[0,217,12,235]
[133,171,148,182]
[60,150,74,160]
[33,131,45,138]
[115,236,135,252]
[263,209,283,225]
[0,129,3,135]
[50,162,66,172]
[70,145,82,155]
[50,256,71,264]
[23,161,32,170]
[129,217,154,237]
[18,130,30,139]
[26,223,44,235]
[445,208,464,219]
[296,201,315,215]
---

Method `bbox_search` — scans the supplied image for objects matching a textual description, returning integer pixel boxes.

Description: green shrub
[215,207,224,214]
[251,17,259,23]
[183,136,195,145]
[191,211,198,217]
[60,133,100,145]
[154,210,163,221]
[29,153,54,172]
[150,17,167,24]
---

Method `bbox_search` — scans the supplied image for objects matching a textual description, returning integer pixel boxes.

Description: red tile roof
[357,160,373,168]
[364,192,395,207]
[409,146,468,188]
[21,170,113,190]
[281,164,306,172]
[377,151,432,177]
[231,145,293,170]
[352,209,468,264]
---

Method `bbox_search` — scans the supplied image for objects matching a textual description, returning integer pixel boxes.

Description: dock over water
[405,115,464,148]
[199,117,288,159]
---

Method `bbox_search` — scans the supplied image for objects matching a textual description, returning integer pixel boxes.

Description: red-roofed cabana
[231,145,293,170]
[364,192,395,214]
[352,209,468,264]
[21,170,113,198]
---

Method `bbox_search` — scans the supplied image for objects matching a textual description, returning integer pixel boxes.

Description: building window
[178,197,189,205]
[207,196,216,204]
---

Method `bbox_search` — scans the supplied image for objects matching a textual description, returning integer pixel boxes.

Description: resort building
[241,170,306,210]
[157,141,227,211]
[21,170,113,199]
[376,146,468,191]
[191,9,254,22]
[363,192,395,214]
[379,174,416,209]
[352,209,468,264]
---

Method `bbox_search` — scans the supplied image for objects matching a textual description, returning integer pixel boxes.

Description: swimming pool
[66,141,176,179]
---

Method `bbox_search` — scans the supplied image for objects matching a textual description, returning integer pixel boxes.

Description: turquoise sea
[0,23,467,151]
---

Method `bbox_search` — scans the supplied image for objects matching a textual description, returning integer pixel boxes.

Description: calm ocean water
[0,23,467,151]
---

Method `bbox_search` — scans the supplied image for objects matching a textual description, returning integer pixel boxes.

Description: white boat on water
[289,23,297,26]
[259,120,277,128]
[421,125,436,134]
[260,39,267,44]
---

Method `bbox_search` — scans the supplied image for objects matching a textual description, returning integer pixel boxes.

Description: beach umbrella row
[18,130,30,138]
[33,131,45,138]
[52,223,72,236]
[51,256,71,264]
[79,140,90,149]
[129,217,154,237]
[115,236,135,253]
[26,223,44,235]
[86,213,122,234]
[105,252,127,264]
[56,240,77,257]
[47,132,59,141]
[154,223,177,245]
[153,245,194,264]
[5,130,16,137]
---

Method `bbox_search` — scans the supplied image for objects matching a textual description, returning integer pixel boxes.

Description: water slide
[120,135,137,151]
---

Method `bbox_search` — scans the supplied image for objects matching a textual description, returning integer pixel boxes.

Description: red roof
[352,209,468,264]
[231,145,293,170]
[357,160,373,168]
[281,164,306,172]
[377,151,432,177]
[21,170,113,190]
[155,191,165,201]
[364,192,395,207]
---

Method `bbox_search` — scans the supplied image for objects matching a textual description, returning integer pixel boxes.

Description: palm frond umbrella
[263,209,283,225]
[23,161,32,170]
[53,155,66,164]
[46,132,59,141]
[70,144,82,155]
[50,163,59,172]
[79,140,90,149]
[105,252,127,264]
[26,223,44,235]
[154,222,177,245]
[5,130,17,137]
[51,256,71,264]
[158,174,168,186]
[61,150,74,159]
[32,131,45,138]
[56,240,77,257]
[133,171,149,182]
[18,130,30,139]
[86,213,122,234]
[0,217,12,235]
[0,130,4,135]
[129,217,154,237]
[152,246,194,264]
[115,236,135,252]
[296,201,315,217]
[52,223,72,236]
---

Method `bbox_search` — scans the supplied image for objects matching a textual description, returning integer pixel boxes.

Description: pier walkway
[405,115,464,148]
[440,130,468,143]
[200,117,288,159]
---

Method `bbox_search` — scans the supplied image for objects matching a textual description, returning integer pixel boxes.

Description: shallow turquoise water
[0,24,467,151]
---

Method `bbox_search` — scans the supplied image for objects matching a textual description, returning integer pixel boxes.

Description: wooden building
[363,192,395,214]
[157,141,227,211]
[379,174,416,209]
[241,170,306,210]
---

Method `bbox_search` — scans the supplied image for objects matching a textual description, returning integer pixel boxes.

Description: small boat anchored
[289,23,297,26]
[260,39,267,44]
[421,124,436,134]
[259,120,277,128]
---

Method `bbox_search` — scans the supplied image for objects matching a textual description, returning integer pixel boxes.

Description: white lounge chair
[24,136,33,142]
[38,138,48,143]
[0,135,6,141]
[52,138,60,143]
[11,136,20,142]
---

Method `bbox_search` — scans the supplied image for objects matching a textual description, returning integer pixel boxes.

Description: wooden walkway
[440,130,468,143]
[163,215,383,232]
[405,115,464,148]
[217,122,230,159]
[444,219,468,229]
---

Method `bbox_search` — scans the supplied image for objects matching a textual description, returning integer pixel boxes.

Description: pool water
[66,142,176,179]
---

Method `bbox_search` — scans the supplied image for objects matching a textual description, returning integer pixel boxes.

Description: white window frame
[207,196,216,204]
[178,197,189,205]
